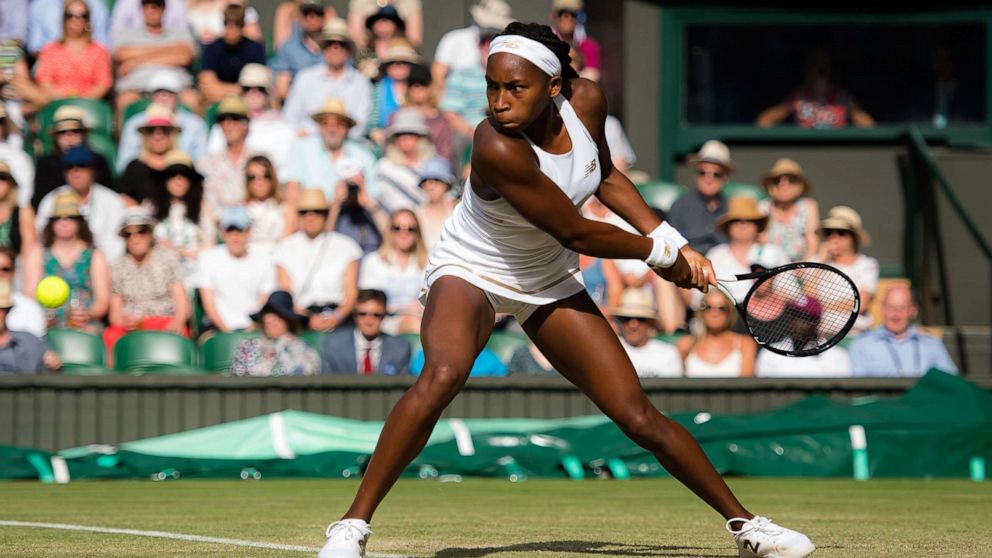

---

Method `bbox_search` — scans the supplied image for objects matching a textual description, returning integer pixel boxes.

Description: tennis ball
[36,276,70,309]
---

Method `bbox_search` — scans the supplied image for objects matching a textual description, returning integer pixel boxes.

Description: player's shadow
[433,539,736,557]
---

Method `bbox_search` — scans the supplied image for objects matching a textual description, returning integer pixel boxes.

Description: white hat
[687,140,736,174]
[238,63,271,89]
[386,108,429,138]
[146,72,183,94]
[471,0,513,31]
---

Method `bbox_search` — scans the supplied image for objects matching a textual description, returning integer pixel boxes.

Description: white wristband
[649,222,688,249]
[645,236,679,269]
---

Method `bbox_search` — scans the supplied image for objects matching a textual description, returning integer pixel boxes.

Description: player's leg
[340,275,494,518]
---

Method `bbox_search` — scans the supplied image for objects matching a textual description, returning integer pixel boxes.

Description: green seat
[202,102,220,129]
[635,180,687,212]
[114,331,198,373]
[485,331,529,364]
[723,182,769,202]
[299,330,327,352]
[399,332,421,354]
[655,331,688,346]
[31,98,114,155]
[199,331,259,373]
[45,328,106,371]
[86,133,118,177]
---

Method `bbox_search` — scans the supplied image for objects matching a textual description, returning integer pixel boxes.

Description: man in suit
[320,289,411,374]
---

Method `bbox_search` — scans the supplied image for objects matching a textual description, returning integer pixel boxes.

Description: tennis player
[320,22,815,558]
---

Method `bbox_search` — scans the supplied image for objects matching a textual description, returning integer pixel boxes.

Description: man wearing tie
[320,289,412,375]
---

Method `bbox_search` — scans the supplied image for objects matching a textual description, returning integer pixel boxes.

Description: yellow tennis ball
[35,276,70,309]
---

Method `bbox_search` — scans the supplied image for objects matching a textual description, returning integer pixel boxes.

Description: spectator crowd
[0,0,958,378]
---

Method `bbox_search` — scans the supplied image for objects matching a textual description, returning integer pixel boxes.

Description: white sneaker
[726,515,815,558]
[317,519,372,558]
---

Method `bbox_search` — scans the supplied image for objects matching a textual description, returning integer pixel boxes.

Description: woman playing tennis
[320,22,815,558]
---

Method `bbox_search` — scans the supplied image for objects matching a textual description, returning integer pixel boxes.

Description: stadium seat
[300,330,327,352]
[723,182,769,201]
[202,102,220,129]
[655,331,688,345]
[399,332,422,354]
[485,331,529,364]
[120,98,151,127]
[45,328,106,372]
[635,180,687,212]
[114,331,198,373]
[199,331,259,373]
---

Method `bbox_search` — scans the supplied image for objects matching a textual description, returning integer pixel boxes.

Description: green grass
[1,478,990,557]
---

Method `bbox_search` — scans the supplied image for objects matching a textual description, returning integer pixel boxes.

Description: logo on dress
[583,159,597,178]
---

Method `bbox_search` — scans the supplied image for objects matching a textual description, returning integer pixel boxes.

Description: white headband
[488,35,562,77]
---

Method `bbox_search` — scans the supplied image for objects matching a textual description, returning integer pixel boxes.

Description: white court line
[0,520,413,558]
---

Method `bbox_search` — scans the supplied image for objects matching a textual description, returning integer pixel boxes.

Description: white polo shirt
[274,231,363,309]
[193,246,275,330]
[620,338,683,378]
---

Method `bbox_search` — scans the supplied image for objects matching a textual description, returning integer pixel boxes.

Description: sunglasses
[824,229,852,237]
[355,311,386,319]
[65,164,91,170]
[696,169,725,179]
[619,316,652,323]
[241,86,267,94]
[0,173,11,182]
[323,40,350,49]
[122,228,152,238]
[298,209,329,216]
[391,225,417,233]
[700,304,731,313]
[301,7,324,17]
[771,174,801,185]
[64,11,89,20]
[224,226,248,233]
[246,173,270,182]
[217,115,248,123]
[142,126,173,135]
[56,128,85,136]
[55,215,84,221]
[0,266,12,273]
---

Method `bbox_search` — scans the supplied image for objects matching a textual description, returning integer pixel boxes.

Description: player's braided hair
[497,22,579,80]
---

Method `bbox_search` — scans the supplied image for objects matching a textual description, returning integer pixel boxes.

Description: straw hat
[215,96,249,119]
[51,191,82,218]
[161,150,204,181]
[0,103,18,137]
[320,18,352,46]
[386,108,429,138]
[687,140,735,175]
[310,98,356,127]
[381,40,421,65]
[610,289,658,321]
[238,63,271,89]
[0,280,13,309]
[138,103,181,132]
[818,205,871,247]
[297,188,330,211]
[715,196,769,234]
[51,105,90,134]
[0,161,16,187]
[470,0,513,31]
[760,158,812,195]
[118,206,157,236]
[552,0,583,13]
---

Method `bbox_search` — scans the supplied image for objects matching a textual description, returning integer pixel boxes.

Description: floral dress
[761,198,812,262]
[231,335,320,376]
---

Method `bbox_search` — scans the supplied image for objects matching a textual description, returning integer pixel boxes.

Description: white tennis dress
[421,95,602,321]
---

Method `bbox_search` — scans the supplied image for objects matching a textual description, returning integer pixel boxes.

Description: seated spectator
[0,247,46,336]
[850,284,958,377]
[282,17,372,138]
[667,140,733,255]
[358,209,425,334]
[187,0,261,46]
[151,151,214,283]
[550,0,600,82]
[117,72,208,172]
[611,289,682,377]
[0,161,36,259]
[368,39,420,144]
[330,163,387,254]
[759,158,820,261]
[110,0,197,118]
[755,296,852,377]
[283,98,376,202]
[349,1,421,50]
[197,3,266,106]
[400,63,453,164]
[110,0,188,37]
[194,205,275,335]
[232,290,320,376]
[413,157,456,250]
[703,196,788,304]
[0,279,61,373]
[677,290,756,377]
[32,106,113,209]
[373,108,435,212]
[198,96,250,222]
[319,288,410,374]
[36,146,125,260]
[430,0,511,99]
[605,115,636,176]
[439,27,496,163]
[27,0,108,56]
[411,344,507,377]
[24,191,110,334]
[271,0,327,101]
[0,104,33,202]
[104,207,189,351]
[508,340,556,376]
[118,103,180,206]
[32,0,112,105]
[205,64,295,176]
[353,5,411,79]
[612,259,685,335]
[244,155,293,255]
[580,253,622,314]
[275,189,361,331]
[816,206,879,334]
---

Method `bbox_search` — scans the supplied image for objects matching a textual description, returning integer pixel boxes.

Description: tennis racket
[713,262,860,357]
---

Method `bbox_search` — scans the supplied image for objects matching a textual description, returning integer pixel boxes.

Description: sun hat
[0,103,18,137]
[220,205,251,230]
[760,158,812,195]
[138,103,182,132]
[250,290,309,325]
[818,205,871,247]
[61,145,97,168]
[118,206,157,236]
[365,5,405,32]
[0,279,13,309]
[145,71,183,94]
[51,105,90,134]
[297,188,330,211]
[386,108,429,138]
[310,98,356,127]
[160,150,203,181]
[0,161,16,187]
[418,157,455,187]
[238,63,271,89]
[715,196,769,234]
[51,191,82,218]
[552,0,583,14]
[470,0,513,32]
[687,140,735,175]
[610,289,659,321]
[320,17,352,46]
[215,96,249,119]
[380,40,421,65]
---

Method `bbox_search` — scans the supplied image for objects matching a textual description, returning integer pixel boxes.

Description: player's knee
[615,407,662,446]
[416,361,469,405]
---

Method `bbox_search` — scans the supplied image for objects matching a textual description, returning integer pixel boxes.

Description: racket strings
[744,267,857,354]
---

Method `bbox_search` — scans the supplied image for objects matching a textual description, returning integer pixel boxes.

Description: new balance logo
[743,539,761,554]
[583,158,597,177]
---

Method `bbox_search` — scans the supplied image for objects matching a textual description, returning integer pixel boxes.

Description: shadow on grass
[433,540,736,557]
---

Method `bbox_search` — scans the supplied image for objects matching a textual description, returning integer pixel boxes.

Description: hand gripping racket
[713,262,860,357]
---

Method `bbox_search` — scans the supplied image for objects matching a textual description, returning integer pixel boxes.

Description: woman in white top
[357,209,427,334]
[678,290,756,378]
[243,156,293,255]
[320,22,813,558]
[816,205,878,334]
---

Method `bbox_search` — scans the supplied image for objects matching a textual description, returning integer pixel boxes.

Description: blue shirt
[281,136,376,200]
[0,0,27,44]
[849,326,959,377]
[27,0,109,53]
[0,330,47,373]
[200,37,266,84]
[270,28,322,77]
[411,348,508,377]
[283,64,372,138]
